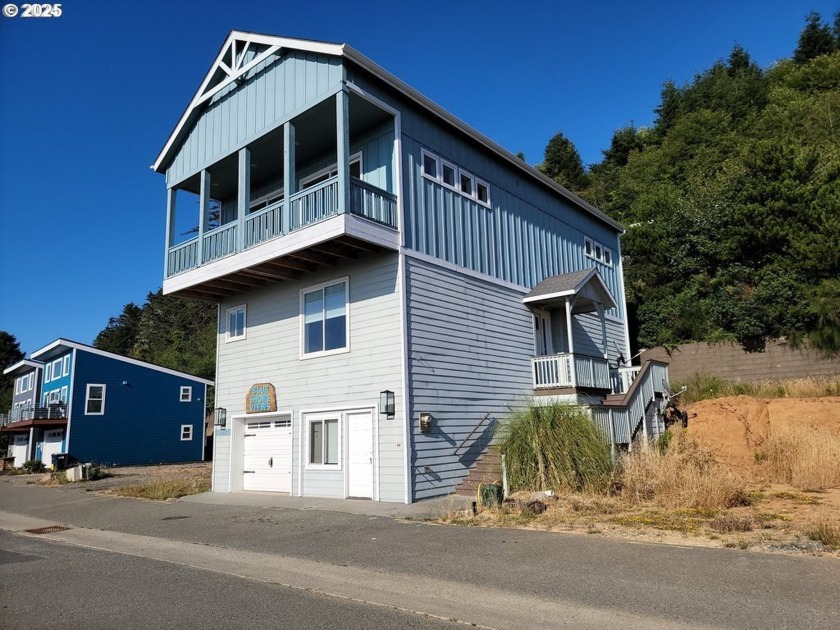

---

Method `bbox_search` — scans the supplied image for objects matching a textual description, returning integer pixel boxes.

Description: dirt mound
[687,396,840,473]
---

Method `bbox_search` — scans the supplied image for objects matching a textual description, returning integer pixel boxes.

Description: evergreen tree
[794,12,836,64]
[93,303,143,356]
[0,332,25,412]
[538,132,588,192]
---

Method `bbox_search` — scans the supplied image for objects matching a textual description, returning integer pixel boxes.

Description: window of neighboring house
[45,363,52,382]
[476,180,490,207]
[227,305,246,342]
[180,386,192,402]
[27,373,34,391]
[52,359,62,379]
[302,279,348,356]
[85,384,106,415]
[60,387,68,404]
[299,154,363,190]
[62,355,70,376]
[181,425,193,441]
[584,237,594,257]
[421,150,439,181]
[441,161,457,189]
[309,417,339,466]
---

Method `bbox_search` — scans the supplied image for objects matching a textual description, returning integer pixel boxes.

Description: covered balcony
[163,89,399,300]
[524,268,631,394]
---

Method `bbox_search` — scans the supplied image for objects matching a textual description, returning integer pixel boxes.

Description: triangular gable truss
[153,32,344,173]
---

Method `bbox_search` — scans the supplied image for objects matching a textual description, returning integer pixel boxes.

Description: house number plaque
[246,383,277,413]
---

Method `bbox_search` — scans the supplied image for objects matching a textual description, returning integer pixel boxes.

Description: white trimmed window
[459,172,474,197]
[52,359,62,379]
[476,180,490,206]
[62,355,70,376]
[181,425,193,441]
[180,386,192,402]
[300,154,362,189]
[308,417,339,466]
[441,161,457,188]
[584,237,613,267]
[85,384,106,415]
[226,305,246,342]
[301,279,348,357]
[420,148,491,207]
[45,363,52,382]
[421,150,439,180]
[60,386,68,404]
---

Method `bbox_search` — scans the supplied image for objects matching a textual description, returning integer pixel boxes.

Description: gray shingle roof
[524,268,597,301]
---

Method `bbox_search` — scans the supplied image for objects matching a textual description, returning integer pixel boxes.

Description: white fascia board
[340,46,625,234]
[522,290,575,304]
[31,339,214,386]
[163,215,399,296]
[3,359,43,375]
[153,32,344,173]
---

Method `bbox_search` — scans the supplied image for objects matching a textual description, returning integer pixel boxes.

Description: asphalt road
[0,530,460,630]
[1,479,839,629]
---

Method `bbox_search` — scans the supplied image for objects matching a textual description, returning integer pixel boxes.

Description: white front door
[534,310,553,356]
[347,410,373,498]
[242,417,292,492]
[12,435,28,468]
[42,429,64,469]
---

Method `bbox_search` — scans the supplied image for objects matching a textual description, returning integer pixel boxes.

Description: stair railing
[454,412,493,457]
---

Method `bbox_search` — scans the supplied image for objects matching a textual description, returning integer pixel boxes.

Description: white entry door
[243,417,292,492]
[42,429,64,469]
[534,310,553,356]
[347,410,373,498]
[12,434,29,468]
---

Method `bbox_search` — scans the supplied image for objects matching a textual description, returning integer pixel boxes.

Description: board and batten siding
[213,253,405,501]
[405,257,533,500]
[68,352,206,465]
[166,51,343,186]
[212,428,231,492]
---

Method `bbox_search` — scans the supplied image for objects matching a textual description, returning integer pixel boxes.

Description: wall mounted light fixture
[419,412,432,434]
[380,390,395,420]
[214,407,227,428]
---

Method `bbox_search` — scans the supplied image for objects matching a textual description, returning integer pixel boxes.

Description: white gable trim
[31,339,214,386]
[3,359,43,376]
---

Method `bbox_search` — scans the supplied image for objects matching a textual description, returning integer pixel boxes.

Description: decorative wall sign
[246,383,277,413]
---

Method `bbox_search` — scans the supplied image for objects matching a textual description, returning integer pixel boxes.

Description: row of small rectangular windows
[584,237,613,267]
[421,149,491,208]
[82,384,194,416]
[14,373,34,394]
[226,279,349,359]
[45,356,71,383]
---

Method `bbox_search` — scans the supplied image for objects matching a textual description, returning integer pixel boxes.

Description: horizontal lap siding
[215,254,404,501]
[406,258,533,500]
[167,52,343,186]
[69,353,205,465]
[572,314,626,364]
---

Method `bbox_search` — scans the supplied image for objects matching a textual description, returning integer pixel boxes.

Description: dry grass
[677,374,840,405]
[619,430,748,510]
[760,426,840,490]
[806,519,840,549]
[109,476,210,501]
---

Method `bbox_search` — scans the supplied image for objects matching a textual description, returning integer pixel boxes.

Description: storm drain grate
[24,526,72,535]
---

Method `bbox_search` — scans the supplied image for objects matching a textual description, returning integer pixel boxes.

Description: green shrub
[498,402,615,494]
[22,460,46,473]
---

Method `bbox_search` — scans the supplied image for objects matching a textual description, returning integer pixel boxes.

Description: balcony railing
[532,353,611,390]
[166,177,397,277]
[2,404,68,425]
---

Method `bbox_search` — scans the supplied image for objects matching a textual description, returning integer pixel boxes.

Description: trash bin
[479,482,503,508]
[52,453,70,471]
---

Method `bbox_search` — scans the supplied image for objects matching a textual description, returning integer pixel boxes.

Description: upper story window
[45,363,52,382]
[52,359,63,380]
[302,279,348,357]
[180,386,192,402]
[227,305,246,342]
[300,154,362,190]
[584,237,613,267]
[62,355,71,376]
[85,384,106,415]
[421,148,491,208]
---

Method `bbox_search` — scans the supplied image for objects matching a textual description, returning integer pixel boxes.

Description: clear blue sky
[1,0,836,355]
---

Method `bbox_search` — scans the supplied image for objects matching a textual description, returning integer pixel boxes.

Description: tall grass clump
[498,402,614,494]
[761,426,840,489]
[620,429,746,510]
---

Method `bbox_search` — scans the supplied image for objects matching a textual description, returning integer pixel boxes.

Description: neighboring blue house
[1,339,213,468]
[152,32,669,503]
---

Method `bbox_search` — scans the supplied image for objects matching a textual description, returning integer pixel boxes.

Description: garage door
[42,429,64,469]
[243,415,291,492]
[12,434,29,468]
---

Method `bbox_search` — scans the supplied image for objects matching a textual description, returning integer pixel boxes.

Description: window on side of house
[62,355,70,376]
[302,279,348,356]
[180,386,192,402]
[459,172,474,197]
[476,180,490,206]
[422,150,439,180]
[52,359,62,379]
[45,363,52,383]
[309,418,339,466]
[60,386,68,404]
[441,161,457,188]
[85,384,106,415]
[227,305,246,342]
[181,425,193,441]
[299,154,363,190]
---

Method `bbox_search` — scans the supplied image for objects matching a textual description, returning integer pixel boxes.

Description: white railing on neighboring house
[532,353,612,390]
[1,404,68,425]
[610,366,641,395]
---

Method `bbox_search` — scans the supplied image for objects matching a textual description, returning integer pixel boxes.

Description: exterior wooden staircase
[454,448,502,497]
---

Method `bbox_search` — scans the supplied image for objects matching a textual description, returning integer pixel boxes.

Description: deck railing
[166,176,398,277]
[610,366,641,394]
[532,353,611,390]
[1,404,67,425]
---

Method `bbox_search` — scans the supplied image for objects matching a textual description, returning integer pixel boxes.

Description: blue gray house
[1,340,212,468]
[153,32,669,503]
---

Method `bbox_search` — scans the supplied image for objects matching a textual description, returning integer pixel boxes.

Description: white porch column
[197,169,211,265]
[283,120,295,233]
[237,147,250,251]
[336,89,350,215]
[164,187,176,276]
[566,297,576,386]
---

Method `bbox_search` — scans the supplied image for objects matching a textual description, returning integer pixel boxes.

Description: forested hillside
[541,12,840,356]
